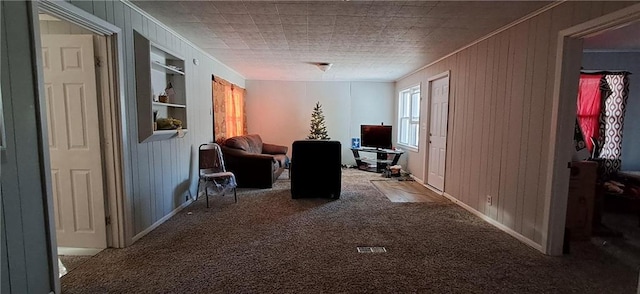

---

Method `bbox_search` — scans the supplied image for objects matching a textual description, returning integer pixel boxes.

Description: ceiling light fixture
[316,62,332,72]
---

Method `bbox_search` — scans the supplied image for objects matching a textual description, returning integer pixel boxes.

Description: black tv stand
[350,147,404,173]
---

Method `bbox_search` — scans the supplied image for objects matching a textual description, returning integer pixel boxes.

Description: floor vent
[357,246,387,253]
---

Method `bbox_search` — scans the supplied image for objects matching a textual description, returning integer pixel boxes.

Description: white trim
[96,35,127,249]
[132,199,193,243]
[121,0,245,81]
[397,2,563,82]
[410,174,424,185]
[57,247,103,256]
[396,143,418,153]
[427,71,451,83]
[411,172,543,251]
[442,193,544,252]
[38,0,119,35]
[544,2,640,256]
[411,174,444,195]
[583,49,640,53]
[399,83,421,92]
[397,84,421,149]
[543,36,581,256]
[425,184,443,195]
[560,5,640,38]
[423,70,450,190]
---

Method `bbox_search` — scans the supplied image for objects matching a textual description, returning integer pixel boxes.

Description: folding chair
[197,143,237,208]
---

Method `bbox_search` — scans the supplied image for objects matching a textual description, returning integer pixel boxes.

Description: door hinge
[105,216,111,225]
[95,56,102,67]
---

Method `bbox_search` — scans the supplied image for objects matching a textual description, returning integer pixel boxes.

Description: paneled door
[41,35,107,249]
[427,74,450,192]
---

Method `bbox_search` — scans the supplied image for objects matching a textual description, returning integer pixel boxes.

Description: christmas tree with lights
[307,102,330,140]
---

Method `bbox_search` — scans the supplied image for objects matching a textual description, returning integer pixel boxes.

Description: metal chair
[197,143,237,208]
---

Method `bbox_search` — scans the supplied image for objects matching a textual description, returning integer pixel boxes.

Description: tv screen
[360,125,392,149]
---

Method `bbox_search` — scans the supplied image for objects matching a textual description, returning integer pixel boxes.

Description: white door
[427,75,450,192]
[42,35,107,249]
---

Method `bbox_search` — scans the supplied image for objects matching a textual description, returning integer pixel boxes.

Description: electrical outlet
[487,195,492,206]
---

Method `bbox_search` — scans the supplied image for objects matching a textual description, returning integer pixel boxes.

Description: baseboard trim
[425,185,444,195]
[441,192,543,252]
[57,247,103,256]
[410,174,424,185]
[393,175,542,252]
[409,174,444,195]
[132,199,193,243]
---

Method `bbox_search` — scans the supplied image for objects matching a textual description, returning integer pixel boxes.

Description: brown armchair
[220,134,289,188]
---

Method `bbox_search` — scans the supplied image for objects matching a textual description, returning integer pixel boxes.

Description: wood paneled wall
[2,2,56,292]
[396,1,635,248]
[66,0,245,238]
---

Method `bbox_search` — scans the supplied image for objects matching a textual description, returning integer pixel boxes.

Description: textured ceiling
[131,1,552,81]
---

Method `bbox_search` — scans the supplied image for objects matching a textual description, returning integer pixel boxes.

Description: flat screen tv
[360,125,392,149]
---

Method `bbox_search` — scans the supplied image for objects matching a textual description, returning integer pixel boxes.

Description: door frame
[544,3,640,256]
[423,70,451,194]
[30,1,132,291]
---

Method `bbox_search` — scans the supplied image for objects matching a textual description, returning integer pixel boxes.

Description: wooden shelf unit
[134,30,188,143]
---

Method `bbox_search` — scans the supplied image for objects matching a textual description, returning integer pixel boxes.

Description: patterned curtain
[213,78,227,144]
[599,73,630,175]
[577,74,603,152]
[212,76,247,144]
[226,85,247,138]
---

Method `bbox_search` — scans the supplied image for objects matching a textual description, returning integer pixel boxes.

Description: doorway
[425,71,450,193]
[580,33,640,265]
[546,3,640,256]
[36,8,126,280]
[39,12,107,275]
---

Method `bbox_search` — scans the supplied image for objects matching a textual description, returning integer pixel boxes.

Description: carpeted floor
[59,255,92,276]
[62,169,638,293]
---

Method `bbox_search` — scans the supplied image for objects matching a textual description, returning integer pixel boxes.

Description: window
[397,85,420,149]
[213,77,246,143]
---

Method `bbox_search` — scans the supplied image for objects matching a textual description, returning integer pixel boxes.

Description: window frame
[397,84,421,151]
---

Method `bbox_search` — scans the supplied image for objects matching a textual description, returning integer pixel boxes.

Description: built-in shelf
[134,30,188,143]
[152,101,186,108]
[152,61,185,75]
[143,129,189,143]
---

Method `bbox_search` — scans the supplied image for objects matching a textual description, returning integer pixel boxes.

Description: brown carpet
[59,255,91,275]
[62,169,638,293]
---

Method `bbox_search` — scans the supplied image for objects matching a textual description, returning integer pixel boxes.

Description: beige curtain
[213,77,246,143]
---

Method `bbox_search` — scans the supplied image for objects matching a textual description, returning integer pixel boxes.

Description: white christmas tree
[307,102,330,140]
